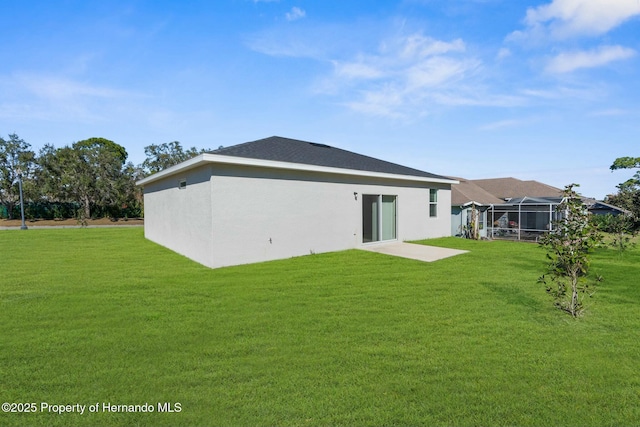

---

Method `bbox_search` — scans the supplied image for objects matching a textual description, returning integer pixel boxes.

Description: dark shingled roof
[209,136,450,180]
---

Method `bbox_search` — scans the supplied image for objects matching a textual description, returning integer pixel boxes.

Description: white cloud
[519,88,562,99]
[514,0,640,40]
[588,108,631,117]
[247,35,312,57]
[478,118,532,131]
[395,34,465,58]
[285,7,306,22]
[520,84,607,102]
[18,74,128,100]
[250,26,525,117]
[245,24,338,58]
[496,47,511,60]
[431,91,525,108]
[317,33,494,117]
[405,56,471,89]
[0,73,139,123]
[545,45,636,73]
[344,85,405,118]
[332,59,384,79]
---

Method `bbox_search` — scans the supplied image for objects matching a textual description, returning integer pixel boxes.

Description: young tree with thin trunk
[538,184,603,317]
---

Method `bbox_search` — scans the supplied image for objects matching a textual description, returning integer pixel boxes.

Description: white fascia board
[461,201,485,207]
[136,153,459,186]
[136,155,209,186]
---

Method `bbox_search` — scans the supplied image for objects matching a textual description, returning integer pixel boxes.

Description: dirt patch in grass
[0,217,144,227]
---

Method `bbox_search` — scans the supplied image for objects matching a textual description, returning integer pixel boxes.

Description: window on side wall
[429,189,438,218]
[178,179,187,189]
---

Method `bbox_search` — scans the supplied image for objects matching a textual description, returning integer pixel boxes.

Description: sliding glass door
[363,194,397,243]
[381,195,397,241]
[362,195,378,243]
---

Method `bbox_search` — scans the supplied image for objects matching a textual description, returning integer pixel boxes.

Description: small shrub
[608,214,637,256]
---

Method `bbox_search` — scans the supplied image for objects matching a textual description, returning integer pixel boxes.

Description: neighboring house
[583,199,630,216]
[473,178,564,240]
[137,136,457,268]
[450,177,503,239]
[452,177,627,241]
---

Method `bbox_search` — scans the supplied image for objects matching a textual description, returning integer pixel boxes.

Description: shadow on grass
[480,281,545,313]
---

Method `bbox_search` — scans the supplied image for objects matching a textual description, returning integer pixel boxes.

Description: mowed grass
[1,228,639,426]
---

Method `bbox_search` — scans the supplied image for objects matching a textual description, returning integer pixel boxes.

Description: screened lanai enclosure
[488,197,564,241]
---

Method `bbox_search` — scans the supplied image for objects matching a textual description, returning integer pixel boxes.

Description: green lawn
[1,228,639,426]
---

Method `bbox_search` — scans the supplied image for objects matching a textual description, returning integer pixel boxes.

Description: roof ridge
[209,136,451,180]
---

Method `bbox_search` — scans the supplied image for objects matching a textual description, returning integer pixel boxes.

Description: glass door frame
[362,194,397,243]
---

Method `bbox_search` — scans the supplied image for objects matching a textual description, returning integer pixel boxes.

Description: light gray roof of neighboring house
[471,177,563,200]
[209,136,451,180]
[450,177,504,206]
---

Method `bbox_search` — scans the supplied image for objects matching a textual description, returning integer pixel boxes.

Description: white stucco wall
[142,165,214,266]
[142,163,452,268]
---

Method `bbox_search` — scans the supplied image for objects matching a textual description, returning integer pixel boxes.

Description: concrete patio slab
[361,242,468,263]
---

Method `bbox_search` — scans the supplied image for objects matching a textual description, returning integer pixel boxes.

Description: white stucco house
[137,136,457,268]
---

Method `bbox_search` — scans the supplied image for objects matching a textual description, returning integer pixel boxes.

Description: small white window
[429,189,438,217]
[178,179,187,189]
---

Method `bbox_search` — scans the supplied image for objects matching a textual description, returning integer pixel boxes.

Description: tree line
[1,132,638,225]
[0,133,207,221]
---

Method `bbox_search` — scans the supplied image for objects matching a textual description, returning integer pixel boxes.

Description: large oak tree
[37,137,130,219]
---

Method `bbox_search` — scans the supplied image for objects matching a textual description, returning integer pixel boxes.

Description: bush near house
[1,229,639,426]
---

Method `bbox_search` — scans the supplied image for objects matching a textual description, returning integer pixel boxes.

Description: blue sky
[1,0,639,199]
